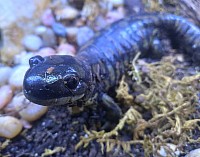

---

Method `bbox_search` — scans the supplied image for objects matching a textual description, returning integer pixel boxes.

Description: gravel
[0,66,12,85]
[41,9,55,26]
[8,65,29,89]
[35,26,57,47]
[52,22,67,37]
[76,26,94,46]
[22,35,43,51]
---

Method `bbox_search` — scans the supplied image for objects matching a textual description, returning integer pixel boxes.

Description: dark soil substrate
[1,93,200,157]
[0,105,146,157]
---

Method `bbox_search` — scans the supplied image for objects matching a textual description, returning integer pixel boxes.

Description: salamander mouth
[24,93,85,106]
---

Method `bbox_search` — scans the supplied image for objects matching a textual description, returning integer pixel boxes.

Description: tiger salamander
[23,13,200,117]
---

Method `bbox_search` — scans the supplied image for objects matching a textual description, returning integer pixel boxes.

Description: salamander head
[23,55,90,106]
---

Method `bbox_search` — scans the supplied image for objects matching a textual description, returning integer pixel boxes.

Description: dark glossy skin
[24,55,92,105]
[23,13,200,107]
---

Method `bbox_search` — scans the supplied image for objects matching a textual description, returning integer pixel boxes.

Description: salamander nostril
[29,55,44,67]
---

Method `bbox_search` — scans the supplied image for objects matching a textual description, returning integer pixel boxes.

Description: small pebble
[12,94,48,122]
[0,85,13,109]
[35,47,56,57]
[57,43,76,56]
[135,94,146,104]
[35,25,47,35]
[156,143,180,157]
[35,26,57,47]
[185,148,200,157]
[20,119,32,129]
[14,51,34,65]
[108,0,124,7]
[55,6,79,20]
[22,35,43,51]
[176,54,184,62]
[41,9,55,26]
[8,65,29,89]
[94,15,107,31]
[4,101,18,116]
[66,27,78,38]
[71,133,77,140]
[76,26,94,46]
[1,45,21,64]
[106,10,125,24]
[0,66,12,85]
[0,116,23,138]
[52,22,67,37]
[75,18,86,27]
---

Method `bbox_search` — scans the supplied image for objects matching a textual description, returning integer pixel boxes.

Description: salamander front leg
[100,93,122,122]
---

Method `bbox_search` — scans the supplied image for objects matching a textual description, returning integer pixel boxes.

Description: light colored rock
[52,22,67,37]
[12,94,48,122]
[57,43,76,56]
[0,0,49,28]
[0,66,12,85]
[76,26,94,46]
[3,101,17,116]
[106,10,125,24]
[156,143,180,157]
[1,43,22,65]
[94,15,107,31]
[0,116,23,138]
[20,119,32,129]
[0,85,13,109]
[35,47,56,57]
[35,26,57,47]
[19,103,48,122]
[108,0,124,7]
[41,8,55,26]
[55,6,79,20]
[14,51,34,65]
[0,0,50,63]
[66,27,78,38]
[35,25,47,35]
[185,148,200,157]
[22,34,43,51]
[8,65,29,89]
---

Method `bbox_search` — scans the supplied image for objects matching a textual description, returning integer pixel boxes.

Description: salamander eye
[63,75,79,89]
[29,56,44,67]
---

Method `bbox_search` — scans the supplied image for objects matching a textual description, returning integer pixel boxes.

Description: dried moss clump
[76,54,200,156]
[142,0,177,12]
